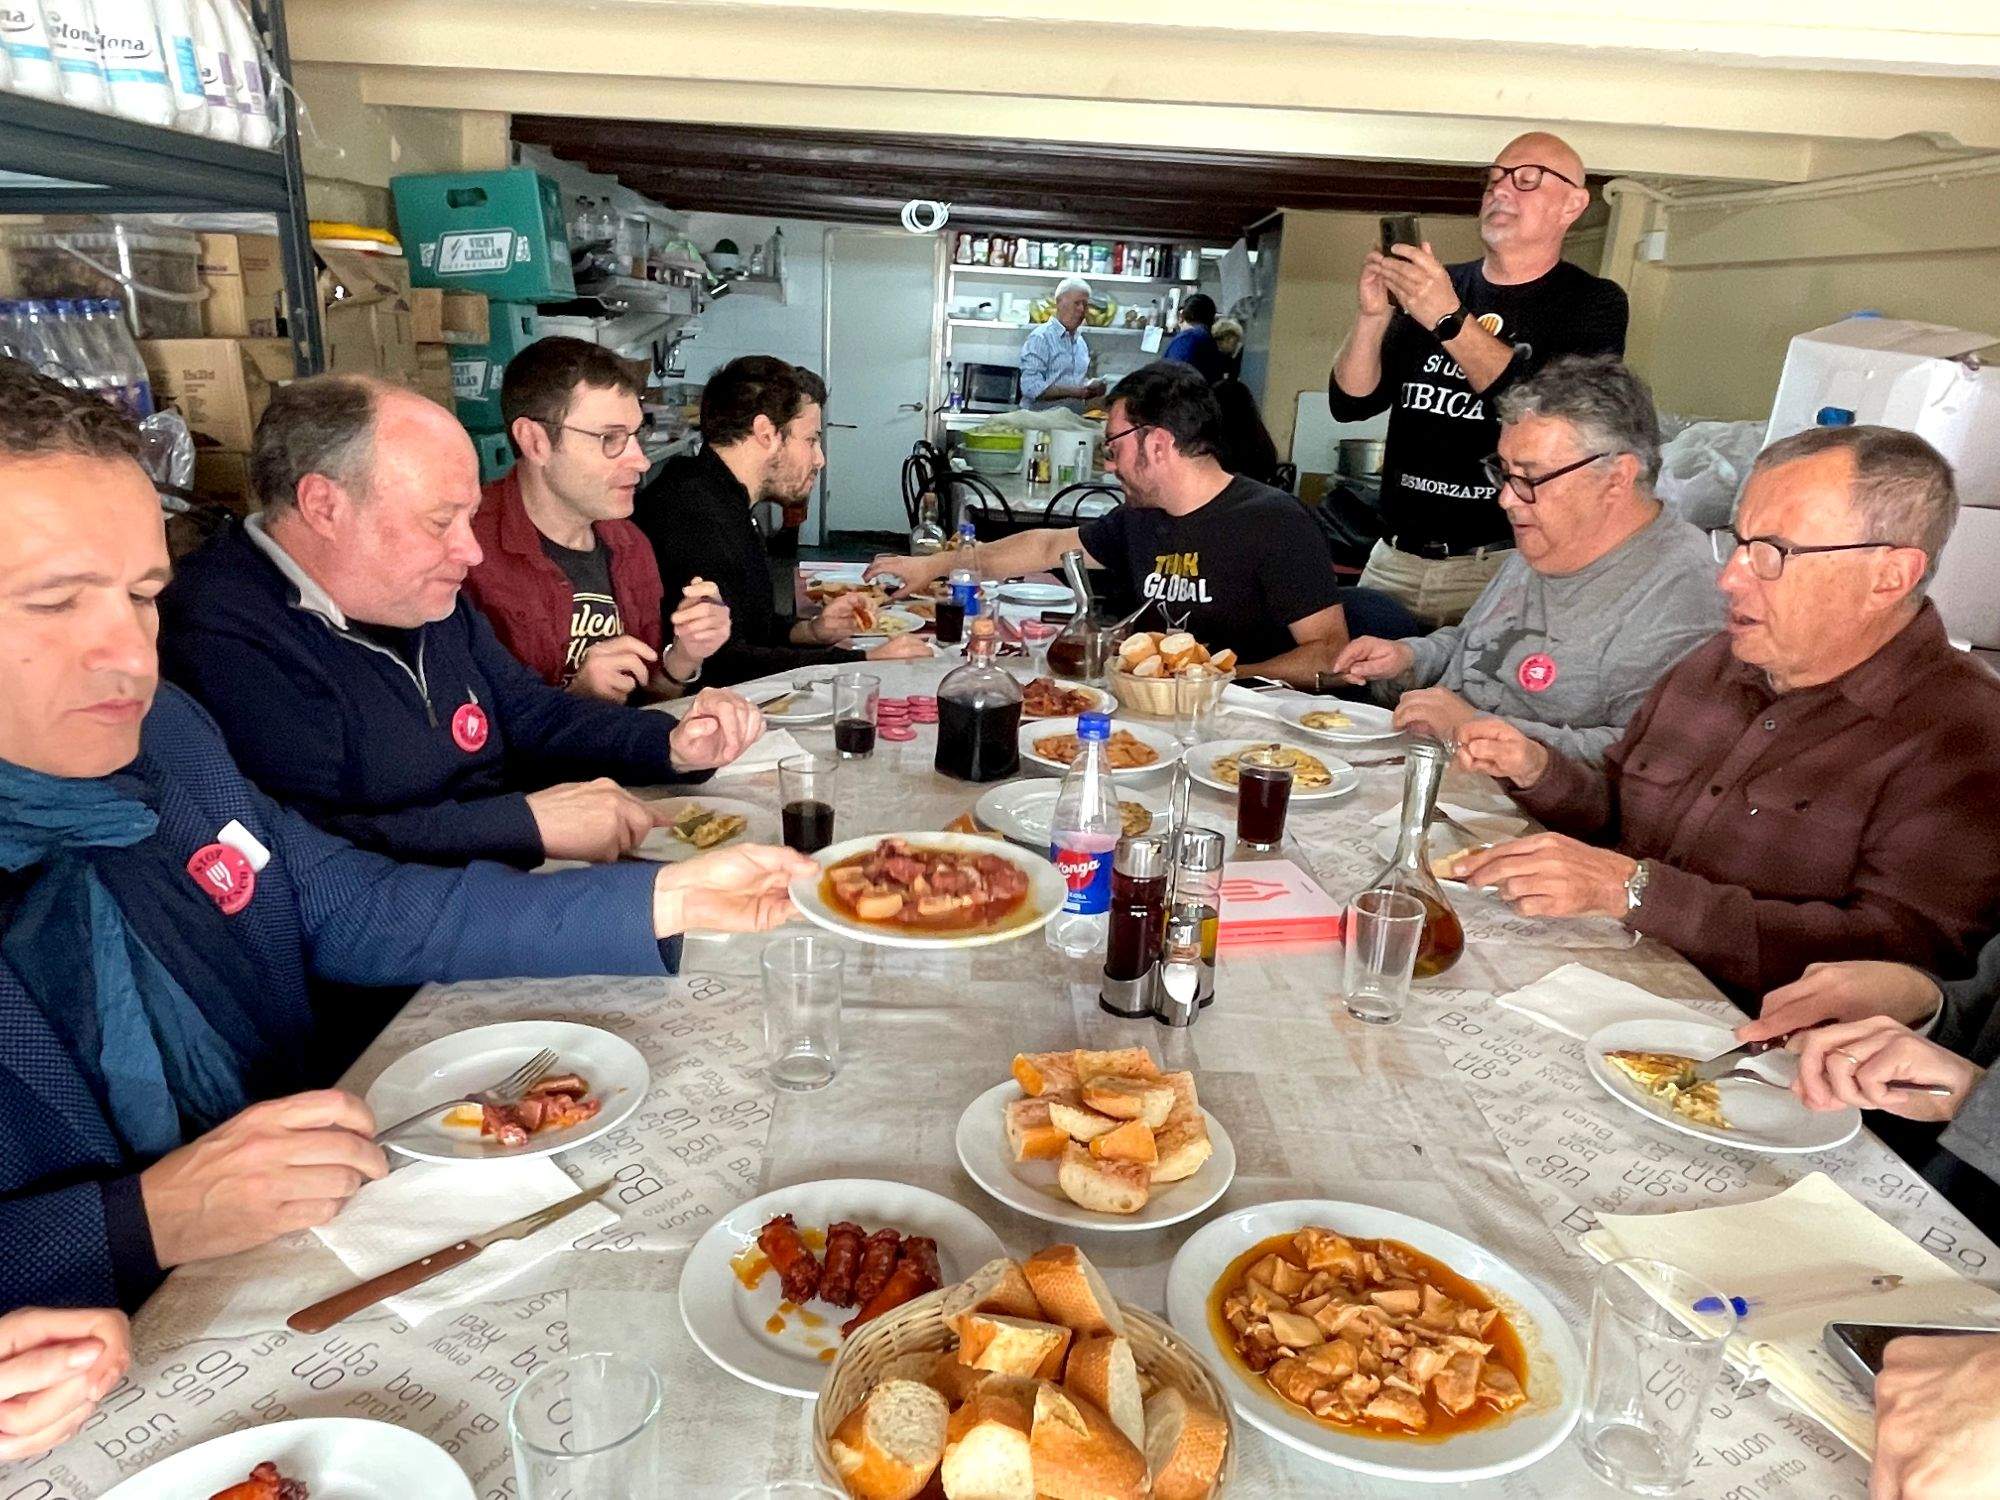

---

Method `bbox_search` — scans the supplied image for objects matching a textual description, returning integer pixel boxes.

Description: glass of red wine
[1235,746,1295,852]
[778,754,836,854]
[833,673,880,759]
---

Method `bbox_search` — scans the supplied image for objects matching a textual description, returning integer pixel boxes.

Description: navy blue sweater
[160,522,706,867]
[0,687,673,1314]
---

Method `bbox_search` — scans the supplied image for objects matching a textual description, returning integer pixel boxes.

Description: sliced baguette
[1012,1050,1080,1097]
[1022,1244,1127,1339]
[941,1384,1036,1500]
[1071,1047,1160,1083]
[1047,1098,1123,1143]
[1064,1334,1144,1449]
[1143,1387,1230,1500]
[1087,1119,1158,1166]
[928,1348,993,1406]
[1030,1383,1148,1500]
[941,1258,1045,1326]
[1149,1091,1213,1185]
[955,1313,1071,1378]
[1057,1142,1151,1217]
[829,1378,949,1500]
[1005,1098,1068,1161]
[1080,1077,1174,1129]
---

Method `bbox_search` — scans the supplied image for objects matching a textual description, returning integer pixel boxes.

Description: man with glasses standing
[463,337,731,703]
[1330,132,1628,626]
[1328,357,1716,762]
[1450,425,2000,1003]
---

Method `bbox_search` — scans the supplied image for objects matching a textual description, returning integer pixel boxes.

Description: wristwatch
[1622,859,1651,916]
[1432,306,1469,342]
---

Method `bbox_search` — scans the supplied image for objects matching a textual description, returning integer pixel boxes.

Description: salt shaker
[1154,904,1207,1027]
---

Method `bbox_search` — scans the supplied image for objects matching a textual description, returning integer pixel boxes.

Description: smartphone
[1823,1321,2000,1394]
[1380,214,1422,256]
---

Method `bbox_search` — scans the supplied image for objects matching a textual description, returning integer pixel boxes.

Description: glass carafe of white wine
[1360,735,1465,977]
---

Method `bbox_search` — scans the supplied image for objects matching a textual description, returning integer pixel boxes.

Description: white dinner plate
[640,795,774,862]
[752,681,836,726]
[956,1080,1236,1233]
[975,780,1175,848]
[1586,1018,1861,1154]
[1165,1201,1584,1484]
[1018,715,1180,778]
[680,1178,1006,1399]
[101,1417,474,1499]
[366,1020,648,1162]
[1020,679,1116,720]
[998,581,1077,609]
[1278,698,1402,743]
[788,831,1064,950]
[1184,738,1359,801]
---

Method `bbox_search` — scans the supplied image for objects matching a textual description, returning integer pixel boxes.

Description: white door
[820,227,940,539]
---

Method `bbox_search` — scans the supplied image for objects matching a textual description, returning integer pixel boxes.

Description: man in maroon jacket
[1453,425,2000,1003]
[465,338,731,702]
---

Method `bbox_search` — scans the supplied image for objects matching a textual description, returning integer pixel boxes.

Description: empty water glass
[1579,1259,1738,1495]
[1342,887,1426,1025]
[762,934,845,1091]
[1173,664,1225,746]
[509,1352,662,1500]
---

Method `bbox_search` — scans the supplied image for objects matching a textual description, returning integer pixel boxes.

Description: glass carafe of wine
[1045,549,1127,683]
[1361,734,1465,977]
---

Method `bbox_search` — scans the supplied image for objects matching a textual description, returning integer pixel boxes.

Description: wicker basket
[814,1288,1239,1497]
[1107,665,1235,720]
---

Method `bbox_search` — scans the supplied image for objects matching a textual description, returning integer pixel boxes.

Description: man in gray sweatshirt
[1330,355,1718,763]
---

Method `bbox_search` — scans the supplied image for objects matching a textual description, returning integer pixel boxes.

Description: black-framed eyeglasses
[1103,421,1154,448]
[1480,450,1607,503]
[540,412,655,458]
[1484,162,1581,193]
[1707,527,1902,581]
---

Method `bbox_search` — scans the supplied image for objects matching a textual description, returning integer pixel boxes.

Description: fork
[1711,1066,1955,1099]
[374,1047,559,1142]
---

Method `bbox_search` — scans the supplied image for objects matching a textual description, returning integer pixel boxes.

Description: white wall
[677,214,832,383]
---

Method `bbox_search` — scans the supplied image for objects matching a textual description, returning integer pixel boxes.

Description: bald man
[1331,131,1629,626]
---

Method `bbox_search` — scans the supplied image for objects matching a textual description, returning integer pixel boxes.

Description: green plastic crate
[450,303,543,432]
[472,429,515,484]
[392,169,576,301]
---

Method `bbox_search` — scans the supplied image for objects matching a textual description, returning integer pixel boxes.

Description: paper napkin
[1496,962,1718,1039]
[706,727,807,779]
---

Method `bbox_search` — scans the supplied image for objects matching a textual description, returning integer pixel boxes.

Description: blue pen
[1693,1274,1901,1320]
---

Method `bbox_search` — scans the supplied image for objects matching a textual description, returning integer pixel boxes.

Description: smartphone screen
[1824,1322,1999,1392]
[1380,214,1421,256]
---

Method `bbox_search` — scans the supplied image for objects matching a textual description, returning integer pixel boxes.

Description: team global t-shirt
[1328,259,1628,554]
[1077,476,1341,666]
[539,534,623,684]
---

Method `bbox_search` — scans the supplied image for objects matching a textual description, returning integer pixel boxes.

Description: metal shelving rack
[0,0,321,372]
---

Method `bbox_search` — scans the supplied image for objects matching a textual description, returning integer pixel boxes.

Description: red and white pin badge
[187,842,255,916]
[1517,653,1559,693]
[451,699,489,753]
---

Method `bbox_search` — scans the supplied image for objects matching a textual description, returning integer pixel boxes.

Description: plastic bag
[1656,419,1766,530]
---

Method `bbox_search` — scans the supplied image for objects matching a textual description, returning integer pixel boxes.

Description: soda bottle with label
[1045,711,1121,957]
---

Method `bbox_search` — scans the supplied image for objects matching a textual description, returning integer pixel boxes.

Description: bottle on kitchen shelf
[934,616,1022,784]
[908,492,945,556]
[1046,711,1121,958]
[1360,735,1465,978]
[42,0,108,111]
[1028,431,1052,489]
[2,0,64,100]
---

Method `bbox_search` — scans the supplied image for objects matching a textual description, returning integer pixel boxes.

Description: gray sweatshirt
[1399,507,1722,763]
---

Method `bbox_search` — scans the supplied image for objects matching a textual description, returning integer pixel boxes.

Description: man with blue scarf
[0,361,814,1315]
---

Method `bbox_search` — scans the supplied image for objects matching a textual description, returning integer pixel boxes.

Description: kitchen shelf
[946,263,1194,287]
[947,318,1152,337]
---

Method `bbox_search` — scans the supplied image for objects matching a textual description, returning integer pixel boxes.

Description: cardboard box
[392,168,575,301]
[410,288,492,344]
[138,338,296,453]
[450,302,543,431]
[409,343,455,408]
[198,232,287,338]
[192,449,257,514]
[410,287,445,344]
[317,248,417,379]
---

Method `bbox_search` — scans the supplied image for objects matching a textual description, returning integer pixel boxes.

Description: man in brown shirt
[1455,425,2000,1001]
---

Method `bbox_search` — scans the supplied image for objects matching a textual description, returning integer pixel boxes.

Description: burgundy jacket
[465,471,666,687]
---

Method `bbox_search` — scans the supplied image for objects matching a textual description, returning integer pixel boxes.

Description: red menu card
[1217,859,1344,948]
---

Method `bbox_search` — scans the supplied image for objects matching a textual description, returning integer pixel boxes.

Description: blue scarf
[0,756,249,1156]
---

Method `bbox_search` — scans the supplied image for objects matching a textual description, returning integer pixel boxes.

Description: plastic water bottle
[149,0,205,128]
[42,0,108,110]
[15,299,76,382]
[0,0,64,99]
[214,0,267,147]
[94,0,176,125]
[1046,711,1122,957]
[80,298,155,417]
[189,0,236,141]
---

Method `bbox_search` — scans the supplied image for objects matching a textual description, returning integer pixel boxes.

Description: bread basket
[1106,664,1234,720]
[814,1288,1240,1497]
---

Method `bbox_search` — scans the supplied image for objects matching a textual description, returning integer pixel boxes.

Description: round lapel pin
[187,842,255,915]
[451,700,490,753]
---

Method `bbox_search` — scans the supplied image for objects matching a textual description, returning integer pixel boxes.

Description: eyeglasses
[540,413,655,458]
[1103,421,1155,448]
[1707,527,1902,581]
[1484,162,1581,193]
[1480,450,1607,503]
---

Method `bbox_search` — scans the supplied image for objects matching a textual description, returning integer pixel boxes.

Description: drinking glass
[1018,617,1060,678]
[1173,664,1225,746]
[1341,888,1426,1025]
[1579,1259,1738,1495]
[509,1352,662,1500]
[778,754,836,855]
[762,934,844,1091]
[832,673,879,759]
[1234,745,1294,851]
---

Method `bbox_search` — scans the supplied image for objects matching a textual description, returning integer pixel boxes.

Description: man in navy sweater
[0,359,813,1313]
[160,376,765,869]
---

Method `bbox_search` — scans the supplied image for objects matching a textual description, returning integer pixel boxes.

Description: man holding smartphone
[1330,131,1629,625]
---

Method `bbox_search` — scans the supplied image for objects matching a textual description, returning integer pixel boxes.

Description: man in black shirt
[869,361,1357,685]
[1330,131,1628,626]
[634,356,931,687]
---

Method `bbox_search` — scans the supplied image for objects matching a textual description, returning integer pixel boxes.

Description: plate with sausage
[100,1417,474,1499]
[680,1178,1007,1398]
[789,832,1066,950]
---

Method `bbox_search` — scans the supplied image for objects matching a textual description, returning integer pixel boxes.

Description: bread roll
[1057,1143,1150,1216]
[1087,1119,1158,1166]
[955,1313,1070,1378]
[928,1348,992,1406]
[1149,1102,1212,1185]
[1047,1099,1122,1143]
[1156,633,1196,660]
[941,1385,1035,1500]
[1005,1099,1067,1161]
[1022,1245,1127,1339]
[1064,1335,1144,1449]
[1142,1387,1229,1500]
[1072,1048,1159,1083]
[1030,1383,1148,1500]
[1080,1077,1174,1129]
[1207,649,1237,673]
[829,1378,949,1500]
[941,1258,1044,1326]
[1117,633,1159,664]
[1129,655,1165,680]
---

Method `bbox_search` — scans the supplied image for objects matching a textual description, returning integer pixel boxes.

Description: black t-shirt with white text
[1077,476,1341,666]
[538,534,622,684]
[1328,259,1628,553]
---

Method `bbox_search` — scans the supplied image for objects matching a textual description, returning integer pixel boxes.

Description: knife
[286,1180,613,1334]
[1685,1036,1956,1097]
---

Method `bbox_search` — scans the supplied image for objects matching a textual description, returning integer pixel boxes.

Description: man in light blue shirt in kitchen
[1019,277,1106,412]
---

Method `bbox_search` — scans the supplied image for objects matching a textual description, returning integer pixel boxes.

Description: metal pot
[1337,438,1387,478]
